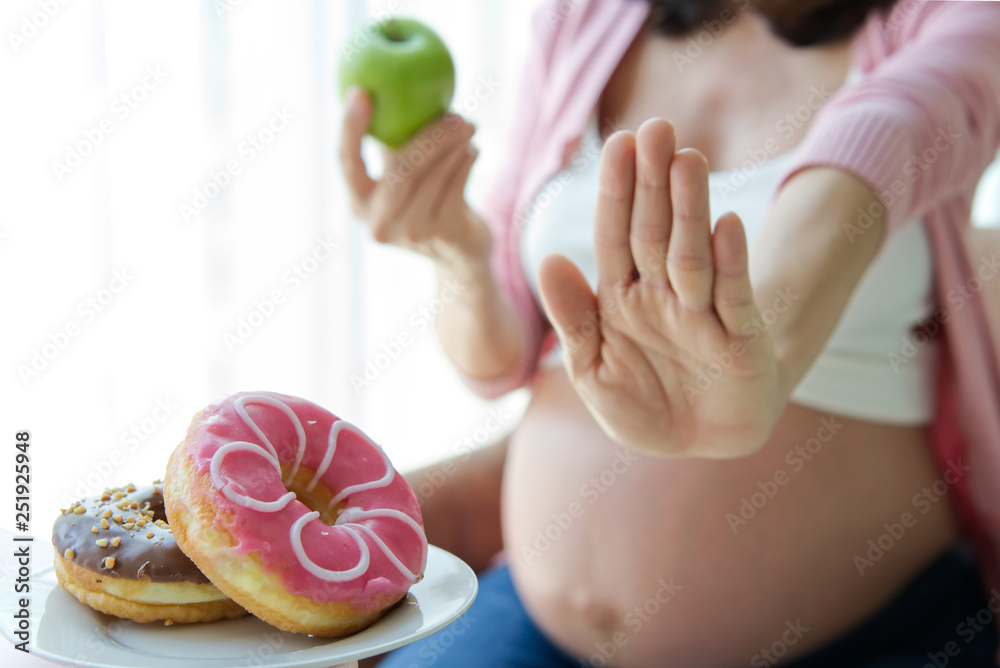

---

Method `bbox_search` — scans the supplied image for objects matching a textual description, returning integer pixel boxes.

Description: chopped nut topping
[163,619,173,626]
[126,515,135,524]
[146,532,154,539]
[100,494,111,501]
[96,538,109,548]
[91,526,99,534]
[103,557,116,569]
[102,509,113,519]
[113,514,123,523]
[100,519,110,529]
[124,523,134,530]
[73,506,86,515]
[126,483,136,492]
[136,518,147,527]
[154,486,162,495]
[64,549,76,560]
[111,537,122,547]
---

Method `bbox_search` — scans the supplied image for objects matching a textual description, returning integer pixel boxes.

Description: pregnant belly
[503,368,960,668]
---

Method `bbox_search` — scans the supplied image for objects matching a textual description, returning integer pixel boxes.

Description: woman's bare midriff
[503,366,959,668]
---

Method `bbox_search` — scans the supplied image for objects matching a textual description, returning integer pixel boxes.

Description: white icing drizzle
[233,395,307,484]
[290,512,370,581]
[210,441,297,512]
[337,507,428,577]
[325,420,395,509]
[208,394,425,584]
[305,421,340,494]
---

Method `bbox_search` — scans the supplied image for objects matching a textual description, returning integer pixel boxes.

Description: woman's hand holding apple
[339,87,525,383]
[339,88,492,275]
[336,18,524,383]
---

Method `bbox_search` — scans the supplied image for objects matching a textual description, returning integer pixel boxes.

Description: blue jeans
[380,544,998,667]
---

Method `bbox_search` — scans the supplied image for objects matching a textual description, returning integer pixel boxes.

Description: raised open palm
[538,119,782,458]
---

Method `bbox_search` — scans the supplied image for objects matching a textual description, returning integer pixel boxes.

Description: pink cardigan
[468,0,1000,585]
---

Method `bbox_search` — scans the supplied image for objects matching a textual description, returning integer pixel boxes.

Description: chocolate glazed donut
[52,483,246,624]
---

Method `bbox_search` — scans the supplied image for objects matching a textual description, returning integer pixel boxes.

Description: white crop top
[521,117,937,426]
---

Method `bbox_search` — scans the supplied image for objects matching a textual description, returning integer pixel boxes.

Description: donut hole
[145,495,169,523]
[283,466,341,526]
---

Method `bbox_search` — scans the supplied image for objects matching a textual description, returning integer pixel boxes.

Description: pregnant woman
[340,1,1000,666]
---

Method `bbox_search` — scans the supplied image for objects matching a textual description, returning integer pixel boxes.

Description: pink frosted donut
[164,391,427,636]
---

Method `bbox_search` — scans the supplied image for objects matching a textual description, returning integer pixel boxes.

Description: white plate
[0,545,476,668]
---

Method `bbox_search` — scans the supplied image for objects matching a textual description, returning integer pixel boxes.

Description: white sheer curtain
[0,0,535,533]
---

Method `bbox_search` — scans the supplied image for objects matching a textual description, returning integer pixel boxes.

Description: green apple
[338,17,456,149]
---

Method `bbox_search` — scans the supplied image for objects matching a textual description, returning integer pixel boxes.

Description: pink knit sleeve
[457,3,559,398]
[782,2,1000,238]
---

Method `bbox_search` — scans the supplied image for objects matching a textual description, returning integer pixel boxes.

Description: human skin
[339,12,960,667]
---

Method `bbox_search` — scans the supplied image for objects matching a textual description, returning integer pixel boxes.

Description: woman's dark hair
[646,0,899,47]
